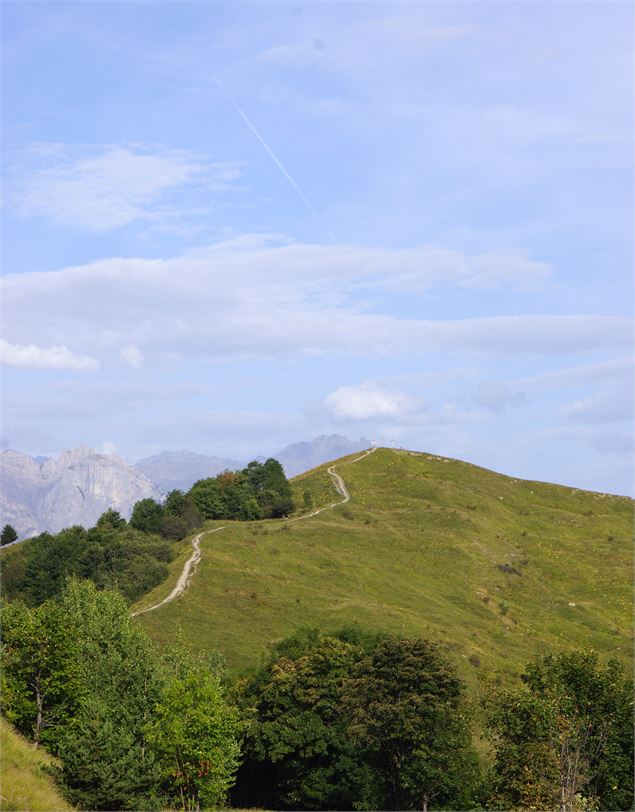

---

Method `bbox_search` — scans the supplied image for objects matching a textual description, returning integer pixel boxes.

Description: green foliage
[343,637,479,810]
[245,458,295,518]
[2,580,164,810]
[234,629,477,811]
[55,697,159,811]
[1,523,18,545]
[161,490,202,539]
[190,478,225,520]
[148,659,241,811]
[2,580,244,811]
[188,458,294,522]
[130,498,164,534]
[2,522,174,606]
[96,508,126,529]
[485,650,634,812]
[235,632,373,810]
[1,597,85,750]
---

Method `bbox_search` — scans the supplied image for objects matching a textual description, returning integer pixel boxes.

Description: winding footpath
[132,446,376,617]
[131,526,226,617]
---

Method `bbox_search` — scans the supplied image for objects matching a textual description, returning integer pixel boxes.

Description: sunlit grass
[0,720,72,812]
[134,448,633,688]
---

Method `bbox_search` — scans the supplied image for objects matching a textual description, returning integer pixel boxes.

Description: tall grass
[0,720,71,811]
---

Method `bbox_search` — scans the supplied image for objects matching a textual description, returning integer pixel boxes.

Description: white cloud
[325,382,421,421]
[516,357,633,391]
[0,238,629,365]
[8,145,245,231]
[120,345,145,368]
[0,339,100,371]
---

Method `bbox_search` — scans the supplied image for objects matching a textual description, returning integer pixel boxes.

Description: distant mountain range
[135,450,244,492]
[0,447,162,540]
[134,435,369,489]
[0,435,369,539]
[268,434,370,477]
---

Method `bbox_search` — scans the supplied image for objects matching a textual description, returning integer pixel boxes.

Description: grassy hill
[133,448,633,685]
[0,721,72,812]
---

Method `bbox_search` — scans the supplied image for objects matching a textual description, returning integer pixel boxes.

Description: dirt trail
[131,526,225,617]
[287,446,375,521]
[131,446,376,616]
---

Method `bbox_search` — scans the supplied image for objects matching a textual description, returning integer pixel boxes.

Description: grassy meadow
[133,448,633,686]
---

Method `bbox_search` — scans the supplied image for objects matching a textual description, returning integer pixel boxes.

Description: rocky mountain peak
[0,447,162,540]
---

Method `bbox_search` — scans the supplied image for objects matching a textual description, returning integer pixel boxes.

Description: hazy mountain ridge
[0,447,162,540]
[1,436,370,539]
[134,435,370,490]
[268,434,371,477]
[135,450,244,492]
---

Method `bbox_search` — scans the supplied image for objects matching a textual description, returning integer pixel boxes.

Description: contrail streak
[213,74,319,217]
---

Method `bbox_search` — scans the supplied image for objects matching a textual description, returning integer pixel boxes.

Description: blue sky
[1,1,632,494]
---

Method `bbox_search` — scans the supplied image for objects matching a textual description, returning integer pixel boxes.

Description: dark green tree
[343,637,478,811]
[243,459,294,518]
[56,697,159,811]
[234,632,373,810]
[2,579,165,809]
[163,490,202,536]
[130,498,164,534]
[55,581,163,808]
[96,509,126,529]
[1,523,18,545]
[4,522,174,607]
[19,526,87,605]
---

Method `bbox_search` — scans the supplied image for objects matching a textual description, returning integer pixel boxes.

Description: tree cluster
[1,592,632,812]
[187,458,294,521]
[1,580,240,811]
[128,458,294,531]
[232,628,479,811]
[1,513,175,607]
[129,490,202,540]
[484,650,634,812]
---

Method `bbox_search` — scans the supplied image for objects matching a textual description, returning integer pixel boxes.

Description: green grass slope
[0,721,71,812]
[134,448,633,683]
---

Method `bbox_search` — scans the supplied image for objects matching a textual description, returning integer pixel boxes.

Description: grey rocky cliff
[0,446,162,540]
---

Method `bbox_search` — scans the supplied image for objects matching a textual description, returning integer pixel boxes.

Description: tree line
[129,457,295,536]
[1,458,294,608]
[1,580,632,812]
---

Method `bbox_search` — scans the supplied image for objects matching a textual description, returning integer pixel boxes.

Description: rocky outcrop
[0,447,162,540]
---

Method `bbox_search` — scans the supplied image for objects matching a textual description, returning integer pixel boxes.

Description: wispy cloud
[120,345,145,368]
[0,339,100,370]
[561,390,633,425]
[1,238,626,367]
[7,144,245,231]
